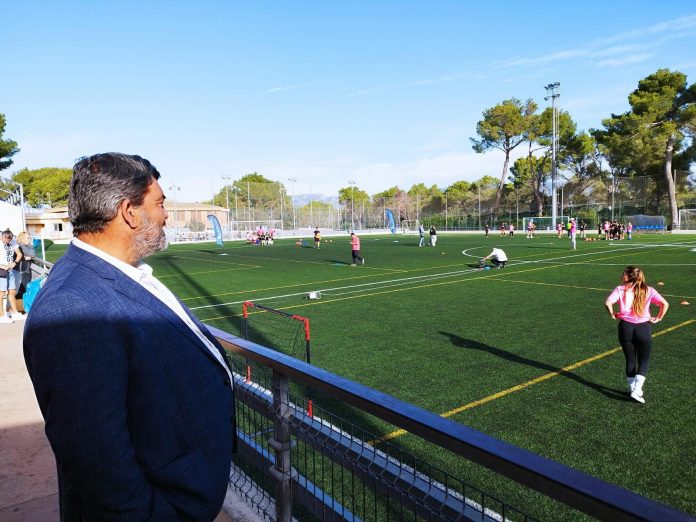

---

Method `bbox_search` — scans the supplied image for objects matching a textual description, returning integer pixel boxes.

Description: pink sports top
[606,284,664,324]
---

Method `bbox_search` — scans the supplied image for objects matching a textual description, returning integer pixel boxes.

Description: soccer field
[45,233,696,516]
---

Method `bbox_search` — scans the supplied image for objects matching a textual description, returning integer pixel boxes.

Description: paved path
[0,318,59,521]
[0,317,259,522]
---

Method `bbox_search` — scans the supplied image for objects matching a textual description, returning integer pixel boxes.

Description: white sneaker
[0,316,13,324]
[361,258,365,265]
[12,313,26,321]
[630,390,645,404]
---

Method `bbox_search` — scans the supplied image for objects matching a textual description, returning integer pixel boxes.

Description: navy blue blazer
[24,244,235,521]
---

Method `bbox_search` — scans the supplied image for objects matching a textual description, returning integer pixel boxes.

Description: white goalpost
[678,209,696,231]
[522,216,569,233]
[400,220,420,234]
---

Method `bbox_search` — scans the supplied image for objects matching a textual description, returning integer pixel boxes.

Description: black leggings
[618,320,652,377]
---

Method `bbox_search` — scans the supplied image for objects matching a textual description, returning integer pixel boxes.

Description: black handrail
[211,326,694,522]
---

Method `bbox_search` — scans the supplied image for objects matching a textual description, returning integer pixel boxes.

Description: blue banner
[207,214,224,247]
[385,209,396,234]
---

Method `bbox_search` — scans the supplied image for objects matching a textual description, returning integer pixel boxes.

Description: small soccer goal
[241,300,314,415]
[400,220,420,234]
[522,216,569,233]
[678,209,696,231]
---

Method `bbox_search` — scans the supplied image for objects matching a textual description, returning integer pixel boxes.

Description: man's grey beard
[131,213,168,262]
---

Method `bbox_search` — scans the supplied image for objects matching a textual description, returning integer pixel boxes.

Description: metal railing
[212,326,693,522]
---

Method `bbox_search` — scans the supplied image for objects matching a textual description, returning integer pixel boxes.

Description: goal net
[400,220,420,234]
[241,300,313,415]
[678,209,696,231]
[522,216,569,232]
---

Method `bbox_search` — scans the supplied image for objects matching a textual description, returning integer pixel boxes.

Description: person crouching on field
[482,247,507,269]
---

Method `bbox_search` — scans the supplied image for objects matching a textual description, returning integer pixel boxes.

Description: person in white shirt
[482,247,508,269]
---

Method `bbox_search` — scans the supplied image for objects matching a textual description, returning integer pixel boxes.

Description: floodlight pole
[348,180,356,231]
[168,185,181,240]
[288,178,297,233]
[222,175,232,239]
[478,184,481,231]
[544,82,560,228]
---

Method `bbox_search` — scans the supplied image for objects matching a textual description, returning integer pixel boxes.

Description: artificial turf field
[44,232,696,518]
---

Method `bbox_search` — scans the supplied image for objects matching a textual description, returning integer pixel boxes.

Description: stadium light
[544,82,560,228]
[288,177,297,232]
[348,180,356,231]
[168,185,181,238]
[221,175,232,238]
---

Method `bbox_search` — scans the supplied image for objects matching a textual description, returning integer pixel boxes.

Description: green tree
[628,69,695,226]
[13,167,72,206]
[338,185,370,205]
[594,69,695,226]
[471,98,533,216]
[0,114,19,172]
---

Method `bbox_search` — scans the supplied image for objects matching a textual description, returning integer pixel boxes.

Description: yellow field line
[372,319,696,444]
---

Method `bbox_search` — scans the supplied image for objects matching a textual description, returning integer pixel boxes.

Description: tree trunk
[493,150,510,217]
[664,134,679,229]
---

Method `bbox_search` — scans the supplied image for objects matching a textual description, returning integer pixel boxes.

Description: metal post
[348,180,356,231]
[270,370,294,522]
[545,82,560,228]
[288,178,296,233]
[247,181,251,224]
[611,174,615,222]
[222,176,232,239]
[169,185,181,240]
[478,185,481,231]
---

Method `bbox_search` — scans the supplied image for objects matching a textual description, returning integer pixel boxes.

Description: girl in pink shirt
[605,266,669,403]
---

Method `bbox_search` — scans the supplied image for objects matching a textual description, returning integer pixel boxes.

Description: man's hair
[69,153,160,235]
[2,229,13,239]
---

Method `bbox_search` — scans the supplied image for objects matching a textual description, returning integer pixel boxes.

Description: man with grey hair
[24,153,235,521]
[1,229,24,323]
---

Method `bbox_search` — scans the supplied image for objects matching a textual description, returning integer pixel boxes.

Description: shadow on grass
[327,259,352,266]
[440,332,630,402]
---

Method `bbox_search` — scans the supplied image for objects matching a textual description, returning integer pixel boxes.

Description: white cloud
[266,83,315,94]
[595,53,653,68]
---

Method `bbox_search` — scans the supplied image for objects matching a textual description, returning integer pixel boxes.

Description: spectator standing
[1,230,24,322]
[24,153,236,520]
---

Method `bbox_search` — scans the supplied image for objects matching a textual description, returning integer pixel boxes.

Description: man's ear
[120,199,139,230]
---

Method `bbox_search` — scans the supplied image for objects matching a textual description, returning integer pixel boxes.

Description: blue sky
[2,1,696,203]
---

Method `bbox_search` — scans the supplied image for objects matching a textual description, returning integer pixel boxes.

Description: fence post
[269,370,294,521]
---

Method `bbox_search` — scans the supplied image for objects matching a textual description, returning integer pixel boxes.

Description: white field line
[191,241,677,311]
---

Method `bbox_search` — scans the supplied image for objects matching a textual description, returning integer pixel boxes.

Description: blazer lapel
[66,244,227,368]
